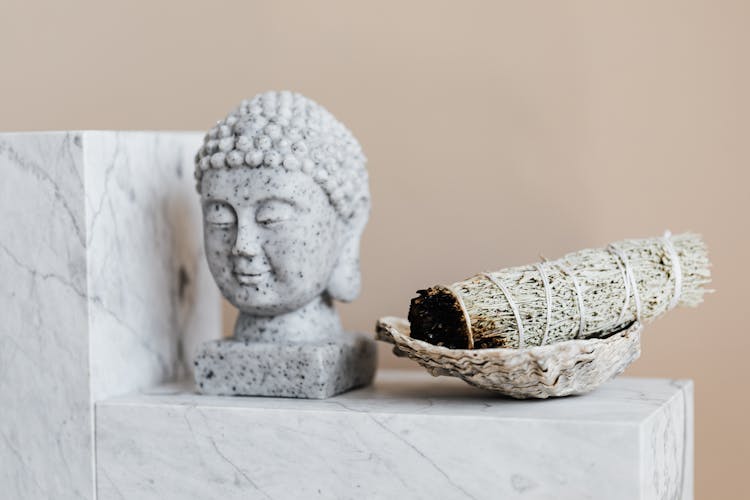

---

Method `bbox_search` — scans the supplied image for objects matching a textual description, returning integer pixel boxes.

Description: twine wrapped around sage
[408,232,711,349]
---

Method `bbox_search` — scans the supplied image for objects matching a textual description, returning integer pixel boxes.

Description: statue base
[193,333,377,399]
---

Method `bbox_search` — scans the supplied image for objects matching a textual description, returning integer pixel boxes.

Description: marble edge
[0,130,202,137]
[94,398,652,429]
[637,378,693,499]
[95,374,693,426]
[638,379,694,425]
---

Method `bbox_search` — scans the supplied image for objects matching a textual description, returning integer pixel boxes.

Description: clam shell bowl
[375,317,642,399]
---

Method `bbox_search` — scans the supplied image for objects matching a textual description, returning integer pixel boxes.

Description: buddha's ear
[327,202,369,302]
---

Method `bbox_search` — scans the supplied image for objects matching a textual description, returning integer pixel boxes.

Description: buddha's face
[201,167,344,316]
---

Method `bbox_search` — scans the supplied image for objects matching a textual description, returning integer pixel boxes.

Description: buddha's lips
[233,269,270,285]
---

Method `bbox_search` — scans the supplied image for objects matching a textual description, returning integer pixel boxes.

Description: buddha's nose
[231,220,263,258]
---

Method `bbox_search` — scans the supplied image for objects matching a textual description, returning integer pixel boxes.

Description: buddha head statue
[195,91,370,343]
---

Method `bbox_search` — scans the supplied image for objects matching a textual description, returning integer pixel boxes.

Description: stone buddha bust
[192,91,376,398]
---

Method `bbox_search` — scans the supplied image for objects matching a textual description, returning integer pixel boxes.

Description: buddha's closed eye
[256,199,297,227]
[205,202,237,226]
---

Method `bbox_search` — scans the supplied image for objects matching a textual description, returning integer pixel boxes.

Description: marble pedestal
[96,371,693,500]
[0,132,222,499]
[194,333,377,398]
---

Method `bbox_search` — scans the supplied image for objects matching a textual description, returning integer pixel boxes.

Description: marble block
[194,332,377,398]
[95,371,693,500]
[0,132,222,499]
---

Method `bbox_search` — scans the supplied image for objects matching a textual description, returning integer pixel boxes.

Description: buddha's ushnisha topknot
[195,91,369,220]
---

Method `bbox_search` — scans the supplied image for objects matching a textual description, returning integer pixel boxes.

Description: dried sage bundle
[409,233,711,349]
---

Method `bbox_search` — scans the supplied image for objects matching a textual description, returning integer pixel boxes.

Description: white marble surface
[1,132,92,499]
[84,131,221,401]
[96,371,693,500]
[642,379,694,500]
[0,131,222,498]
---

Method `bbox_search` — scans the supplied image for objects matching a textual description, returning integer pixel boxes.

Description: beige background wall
[2,0,747,496]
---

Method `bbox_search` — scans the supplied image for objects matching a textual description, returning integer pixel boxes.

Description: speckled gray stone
[193,333,376,398]
[193,91,376,398]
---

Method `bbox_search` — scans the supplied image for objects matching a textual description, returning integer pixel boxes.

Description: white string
[610,250,631,326]
[446,285,475,349]
[608,244,642,323]
[534,263,552,346]
[557,263,585,338]
[662,230,682,310]
[482,272,526,349]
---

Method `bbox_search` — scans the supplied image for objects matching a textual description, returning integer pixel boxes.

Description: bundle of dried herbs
[409,233,711,349]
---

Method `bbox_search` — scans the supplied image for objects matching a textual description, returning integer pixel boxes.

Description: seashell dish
[375,316,642,399]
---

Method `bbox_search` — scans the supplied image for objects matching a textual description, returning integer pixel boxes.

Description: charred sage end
[408,286,472,349]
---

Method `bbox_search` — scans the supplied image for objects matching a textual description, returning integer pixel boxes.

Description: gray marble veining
[1,132,92,499]
[641,380,694,499]
[84,132,221,401]
[0,131,222,498]
[96,371,693,500]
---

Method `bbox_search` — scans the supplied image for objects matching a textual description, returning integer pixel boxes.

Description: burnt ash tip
[408,287,470,349]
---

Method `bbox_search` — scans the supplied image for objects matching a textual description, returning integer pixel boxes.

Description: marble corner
[95,372,693,500]
[641,380,694,500]
[0,131,222,499]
